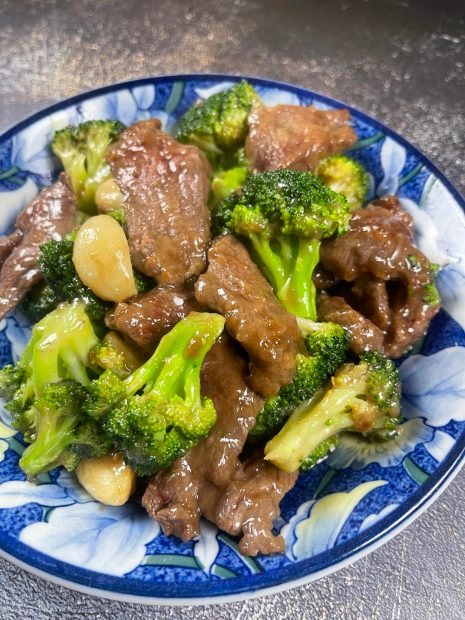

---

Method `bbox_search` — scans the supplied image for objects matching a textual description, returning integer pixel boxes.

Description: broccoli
[210,166,249,209]
[37,238,111,324]
[0,302,111,476]
[89,340,132,379]
[19,381,111,476]
[316,155,369,211]
[21,283,59,323]
[133,269,155,295]
[250,320,350,440]
[52,120,125,214]
[176,81,260,166]
[214,169,350,320]
[264,351,401,473]
[84,312,225,475]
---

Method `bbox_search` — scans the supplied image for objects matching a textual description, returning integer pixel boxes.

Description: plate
[1,74,465,605]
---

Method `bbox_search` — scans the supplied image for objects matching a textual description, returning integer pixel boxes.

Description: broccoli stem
[19,408,78,476]
[250,235,320,320]
[265,383,363,473]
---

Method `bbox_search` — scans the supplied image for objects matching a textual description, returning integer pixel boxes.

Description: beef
[317,294,385,356]
[246,105,357,172]
[105,284,201,353]
[106,119,211,286]
[318,197,440,357]
[195,234,299,398]
[199,457,298,556]
[0,230,22,268]
[0,174,76,320]
[142,335,265,542]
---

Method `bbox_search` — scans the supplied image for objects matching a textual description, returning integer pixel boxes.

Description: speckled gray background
[0,0,464,617]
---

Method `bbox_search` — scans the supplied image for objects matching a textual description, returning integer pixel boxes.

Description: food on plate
[0,81,440,556]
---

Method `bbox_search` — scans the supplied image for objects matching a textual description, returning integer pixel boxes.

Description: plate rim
[1,72,465,605]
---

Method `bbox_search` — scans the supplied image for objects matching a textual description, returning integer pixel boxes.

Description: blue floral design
[327,418,434,470]
[9,108,78,181]
[400,347,465,427]
[0,178,38,234]
[0,470,158,576]
[377,136,406,196]
[281,481,387,561]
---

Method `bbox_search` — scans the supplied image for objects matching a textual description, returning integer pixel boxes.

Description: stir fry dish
[0,81,440,556]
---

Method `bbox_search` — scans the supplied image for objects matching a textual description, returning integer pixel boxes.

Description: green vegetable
[37,238,111,324]
[250,320,350,440]
[214,169,350,320]
[52,120,125,214]
[176,81,260,167]
[0,302,110,476]
[264,351,401,472]
[89,340,131,379]
[210,166,249,209]
[84,312,225,475]
[316,154,369,211]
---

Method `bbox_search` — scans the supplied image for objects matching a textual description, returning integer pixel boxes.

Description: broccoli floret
[297,317,351,370]
[52,120,125,214]
[210,166,249,209]
[107,208,126,227]
[176,81,260,166]
[215,169,350,320]
[0,363,26,401]
[250,321,350,440]
[423,282,440,306]
[21,283,59,322]
[133,269,155,295]
[0,302,111,475]
[84,312,225,475]
[38,238,111,324]
[264,351,401,473]
[18,380,111,476]
[316,155,369,211]
[89,340,131,379]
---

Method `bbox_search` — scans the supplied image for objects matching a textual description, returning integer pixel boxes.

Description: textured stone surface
[0,0,464,617]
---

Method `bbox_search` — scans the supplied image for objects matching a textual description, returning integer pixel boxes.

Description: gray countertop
[1,0,464,617]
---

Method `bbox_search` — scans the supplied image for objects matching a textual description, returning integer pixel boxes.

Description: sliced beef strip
[142,335,265,542]
[317,294,385,356]
[0,174,76,320]
[0,230,23,268]
[195,234,299,398]
[199,457,298,556]
[105,284,202,353]
[318,196,440,357]
[351,276,391,333]
[246,105,357,173]
[107,119,211,286]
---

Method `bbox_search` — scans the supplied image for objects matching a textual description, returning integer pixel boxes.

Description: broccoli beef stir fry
[0,81,440,557]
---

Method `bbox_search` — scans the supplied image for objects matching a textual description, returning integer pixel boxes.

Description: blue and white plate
[0,75,465,605]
